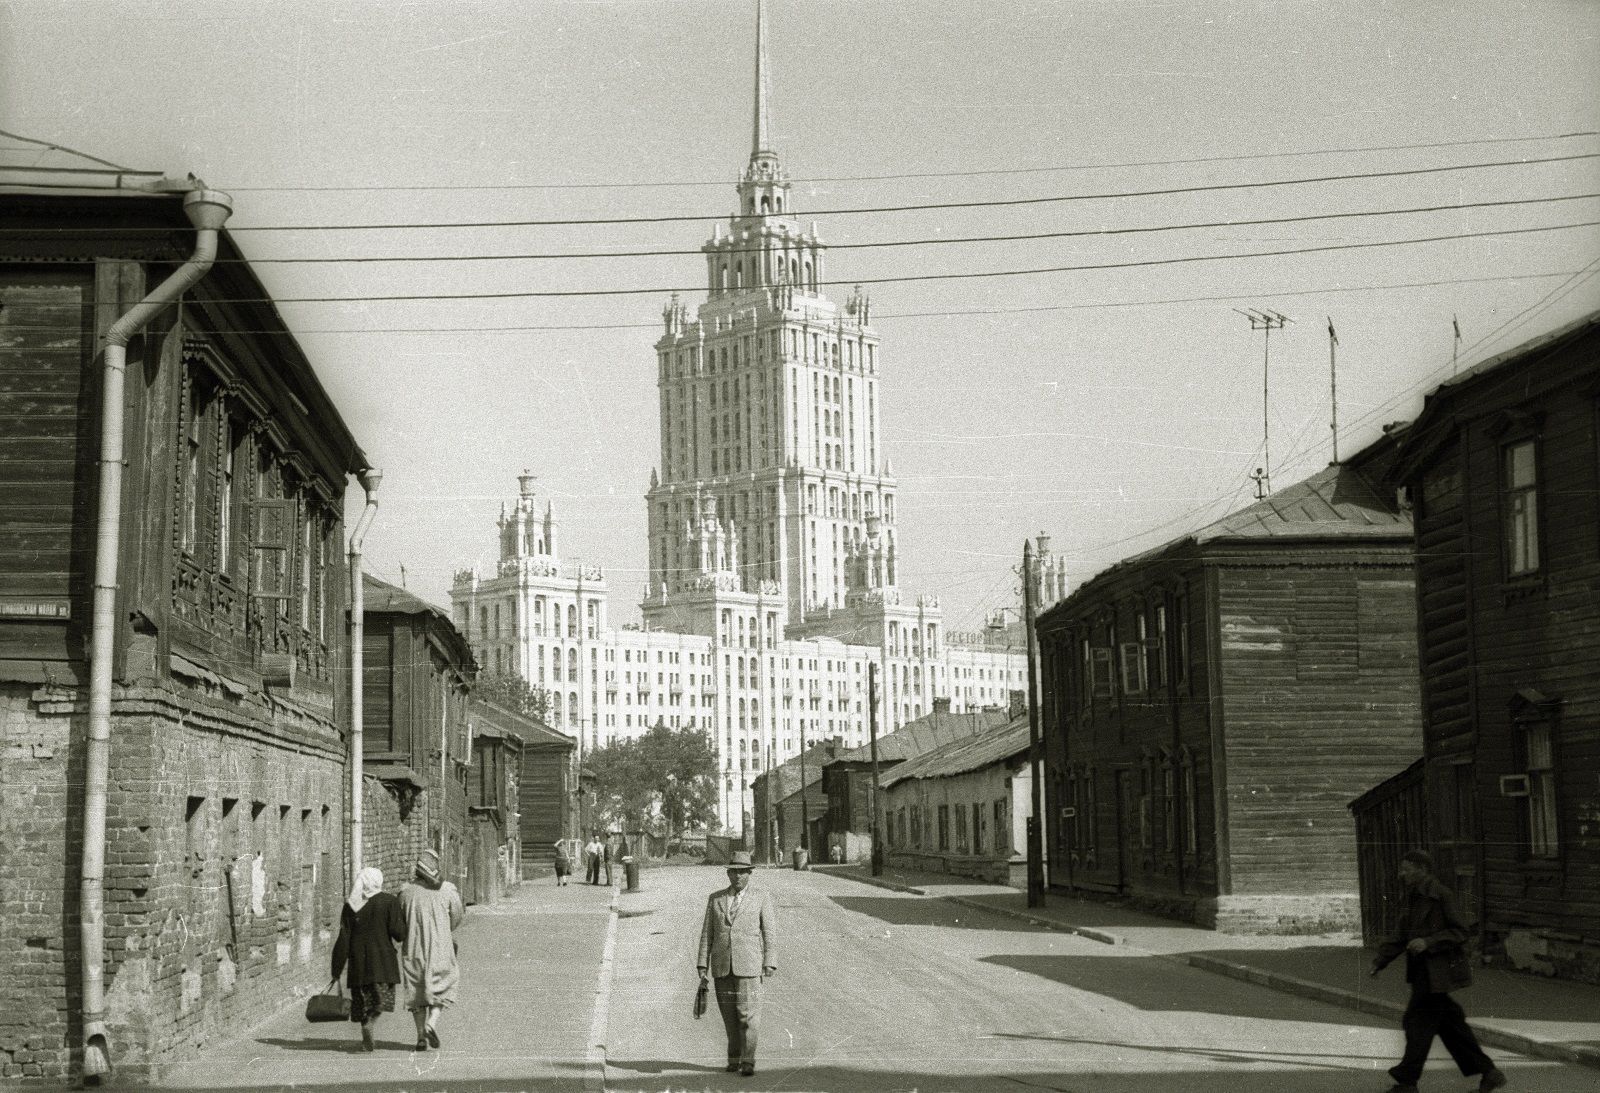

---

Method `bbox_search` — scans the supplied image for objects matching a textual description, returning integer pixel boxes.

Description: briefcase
[693,979,709,1020]
[305,979,350,1023]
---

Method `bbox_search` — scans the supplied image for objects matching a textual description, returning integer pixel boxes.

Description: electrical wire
[187,192,1599,264]
[9,152,1596,233]
[66,220,1595,303]
[0,269,1584,336]
[212,131,1600,193]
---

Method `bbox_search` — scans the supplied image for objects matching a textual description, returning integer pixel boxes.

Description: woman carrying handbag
[330,866,405,1051]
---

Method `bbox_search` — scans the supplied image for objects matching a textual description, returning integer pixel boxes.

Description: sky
[3,0,1598,633]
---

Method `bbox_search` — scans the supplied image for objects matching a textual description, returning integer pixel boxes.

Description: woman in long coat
[330,866,404,1051]
[398,849,465,1051]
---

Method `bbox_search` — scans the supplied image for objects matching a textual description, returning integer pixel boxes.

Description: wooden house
[0,173,366,1080]
[1390,311,1600,983]
[1036,442,1421,932]
[819,704,1010,863]
[881,715,1036,886]
[360,574,475,890]
[504,709,579,876]
[464,703,525,904]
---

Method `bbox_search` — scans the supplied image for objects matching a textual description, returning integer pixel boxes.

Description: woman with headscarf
[330,866,404,1051]
[398,849,465,1051]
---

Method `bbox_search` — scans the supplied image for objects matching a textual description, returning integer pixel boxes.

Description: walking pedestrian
[602,833,616,886]
[398,849,464,1053]
[696,850,776,1077]
[553,840,571,887]
[330,866,404,1052]
[585,834,603,885]
[1371,850,1506,1093]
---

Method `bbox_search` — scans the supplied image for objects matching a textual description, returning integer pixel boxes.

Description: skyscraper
[452,1,1053,836]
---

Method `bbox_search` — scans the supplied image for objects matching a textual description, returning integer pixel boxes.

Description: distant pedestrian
[399,849,464,1053]
[553,840,572,886]
[330,866,404,1052]
[603,833,616,886]
[696,850,776,1077]
[1371,850,1506,1093]
[829,843,843,865]
[585,835,603,885]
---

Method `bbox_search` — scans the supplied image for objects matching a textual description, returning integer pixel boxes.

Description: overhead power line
[198,192,1598,264]
[2,270,1581,338]
[11,152,1596,233]
[88,220,1599,303]
[213,131,1599,193]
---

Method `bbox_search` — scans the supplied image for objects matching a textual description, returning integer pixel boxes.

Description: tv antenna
[1235,309,1292,495]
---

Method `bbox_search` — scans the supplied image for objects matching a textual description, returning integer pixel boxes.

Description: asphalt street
[144,878,615,1093]
[605,866,1600,1093]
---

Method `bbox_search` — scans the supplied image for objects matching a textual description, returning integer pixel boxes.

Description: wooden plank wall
[1218,561,1422,896]
[1451,349,1600,943]
[0,269,96,671]
[519,745,571,864]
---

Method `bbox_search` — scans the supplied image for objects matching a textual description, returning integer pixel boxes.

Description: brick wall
[0,683,77,1082]
[0,678,346,1085]
[361,775,428,891]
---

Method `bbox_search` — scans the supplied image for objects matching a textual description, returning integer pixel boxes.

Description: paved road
[146,877,614,1092]
[605,866,1600,1093]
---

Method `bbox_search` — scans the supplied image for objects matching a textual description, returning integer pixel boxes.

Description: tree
[472,669,552,724]
[586,721,719,840]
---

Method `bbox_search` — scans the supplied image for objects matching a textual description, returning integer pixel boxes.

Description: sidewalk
[819,863,1600,1071]
[137,878,618,1092]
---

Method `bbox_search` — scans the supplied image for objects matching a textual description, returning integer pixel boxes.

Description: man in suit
[696,851,776,1077]
[1371,850,1506,1093]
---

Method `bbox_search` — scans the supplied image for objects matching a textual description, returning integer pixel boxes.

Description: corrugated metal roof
[1194,461,1410,542]
[835,709,1010,766]
[364,573,451,619]
[881,715,1030,788]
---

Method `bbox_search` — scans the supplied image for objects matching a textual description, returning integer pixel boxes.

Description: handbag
[693,978,709,1020]
[304,978,350,1023]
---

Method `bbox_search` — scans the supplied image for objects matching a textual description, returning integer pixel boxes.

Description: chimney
[932,696,951,714]
[1007,689,1028,720]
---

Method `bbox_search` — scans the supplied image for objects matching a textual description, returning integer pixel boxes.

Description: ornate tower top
[737,0,791,220]
[752,0,773,161]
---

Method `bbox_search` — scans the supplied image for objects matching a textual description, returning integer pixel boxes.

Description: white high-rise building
[451,2,1058,834]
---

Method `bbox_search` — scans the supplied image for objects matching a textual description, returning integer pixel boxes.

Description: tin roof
[881,715,1030,788]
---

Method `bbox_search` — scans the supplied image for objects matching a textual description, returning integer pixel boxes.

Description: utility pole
[1327,317,1340,464]
[1235,308,1290,495]
[797,723,809,863]
[869,662,883,876]
[1023,539,1045,909]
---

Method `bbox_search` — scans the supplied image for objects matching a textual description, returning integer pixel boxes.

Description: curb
[821,868,1600,1073]
[583,884,622,1093]
[1182,953,1600,1073]
[826,871,926,896]
[942,894,1123,947]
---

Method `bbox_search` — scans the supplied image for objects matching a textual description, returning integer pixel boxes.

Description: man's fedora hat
[726,851,754,871]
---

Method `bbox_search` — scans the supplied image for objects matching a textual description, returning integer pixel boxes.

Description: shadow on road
[980,953,1394,1024]
[826,895,1048,931]
[601,1060,1428,1093]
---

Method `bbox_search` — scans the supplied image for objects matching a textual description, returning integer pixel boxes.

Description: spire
[752,0,772,160]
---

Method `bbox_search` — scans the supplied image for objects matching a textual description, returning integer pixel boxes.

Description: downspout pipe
[81,188,232,1079]
[348,470,382,879]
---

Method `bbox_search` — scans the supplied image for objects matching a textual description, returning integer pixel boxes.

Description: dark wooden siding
[0,268,96,672]
[362,621,396,754]
[1039,557,1220,903]
[1445,345,1600,945]
[1351,758,1427,945]
[1217,562,1421,896]
[519,745,572,863]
